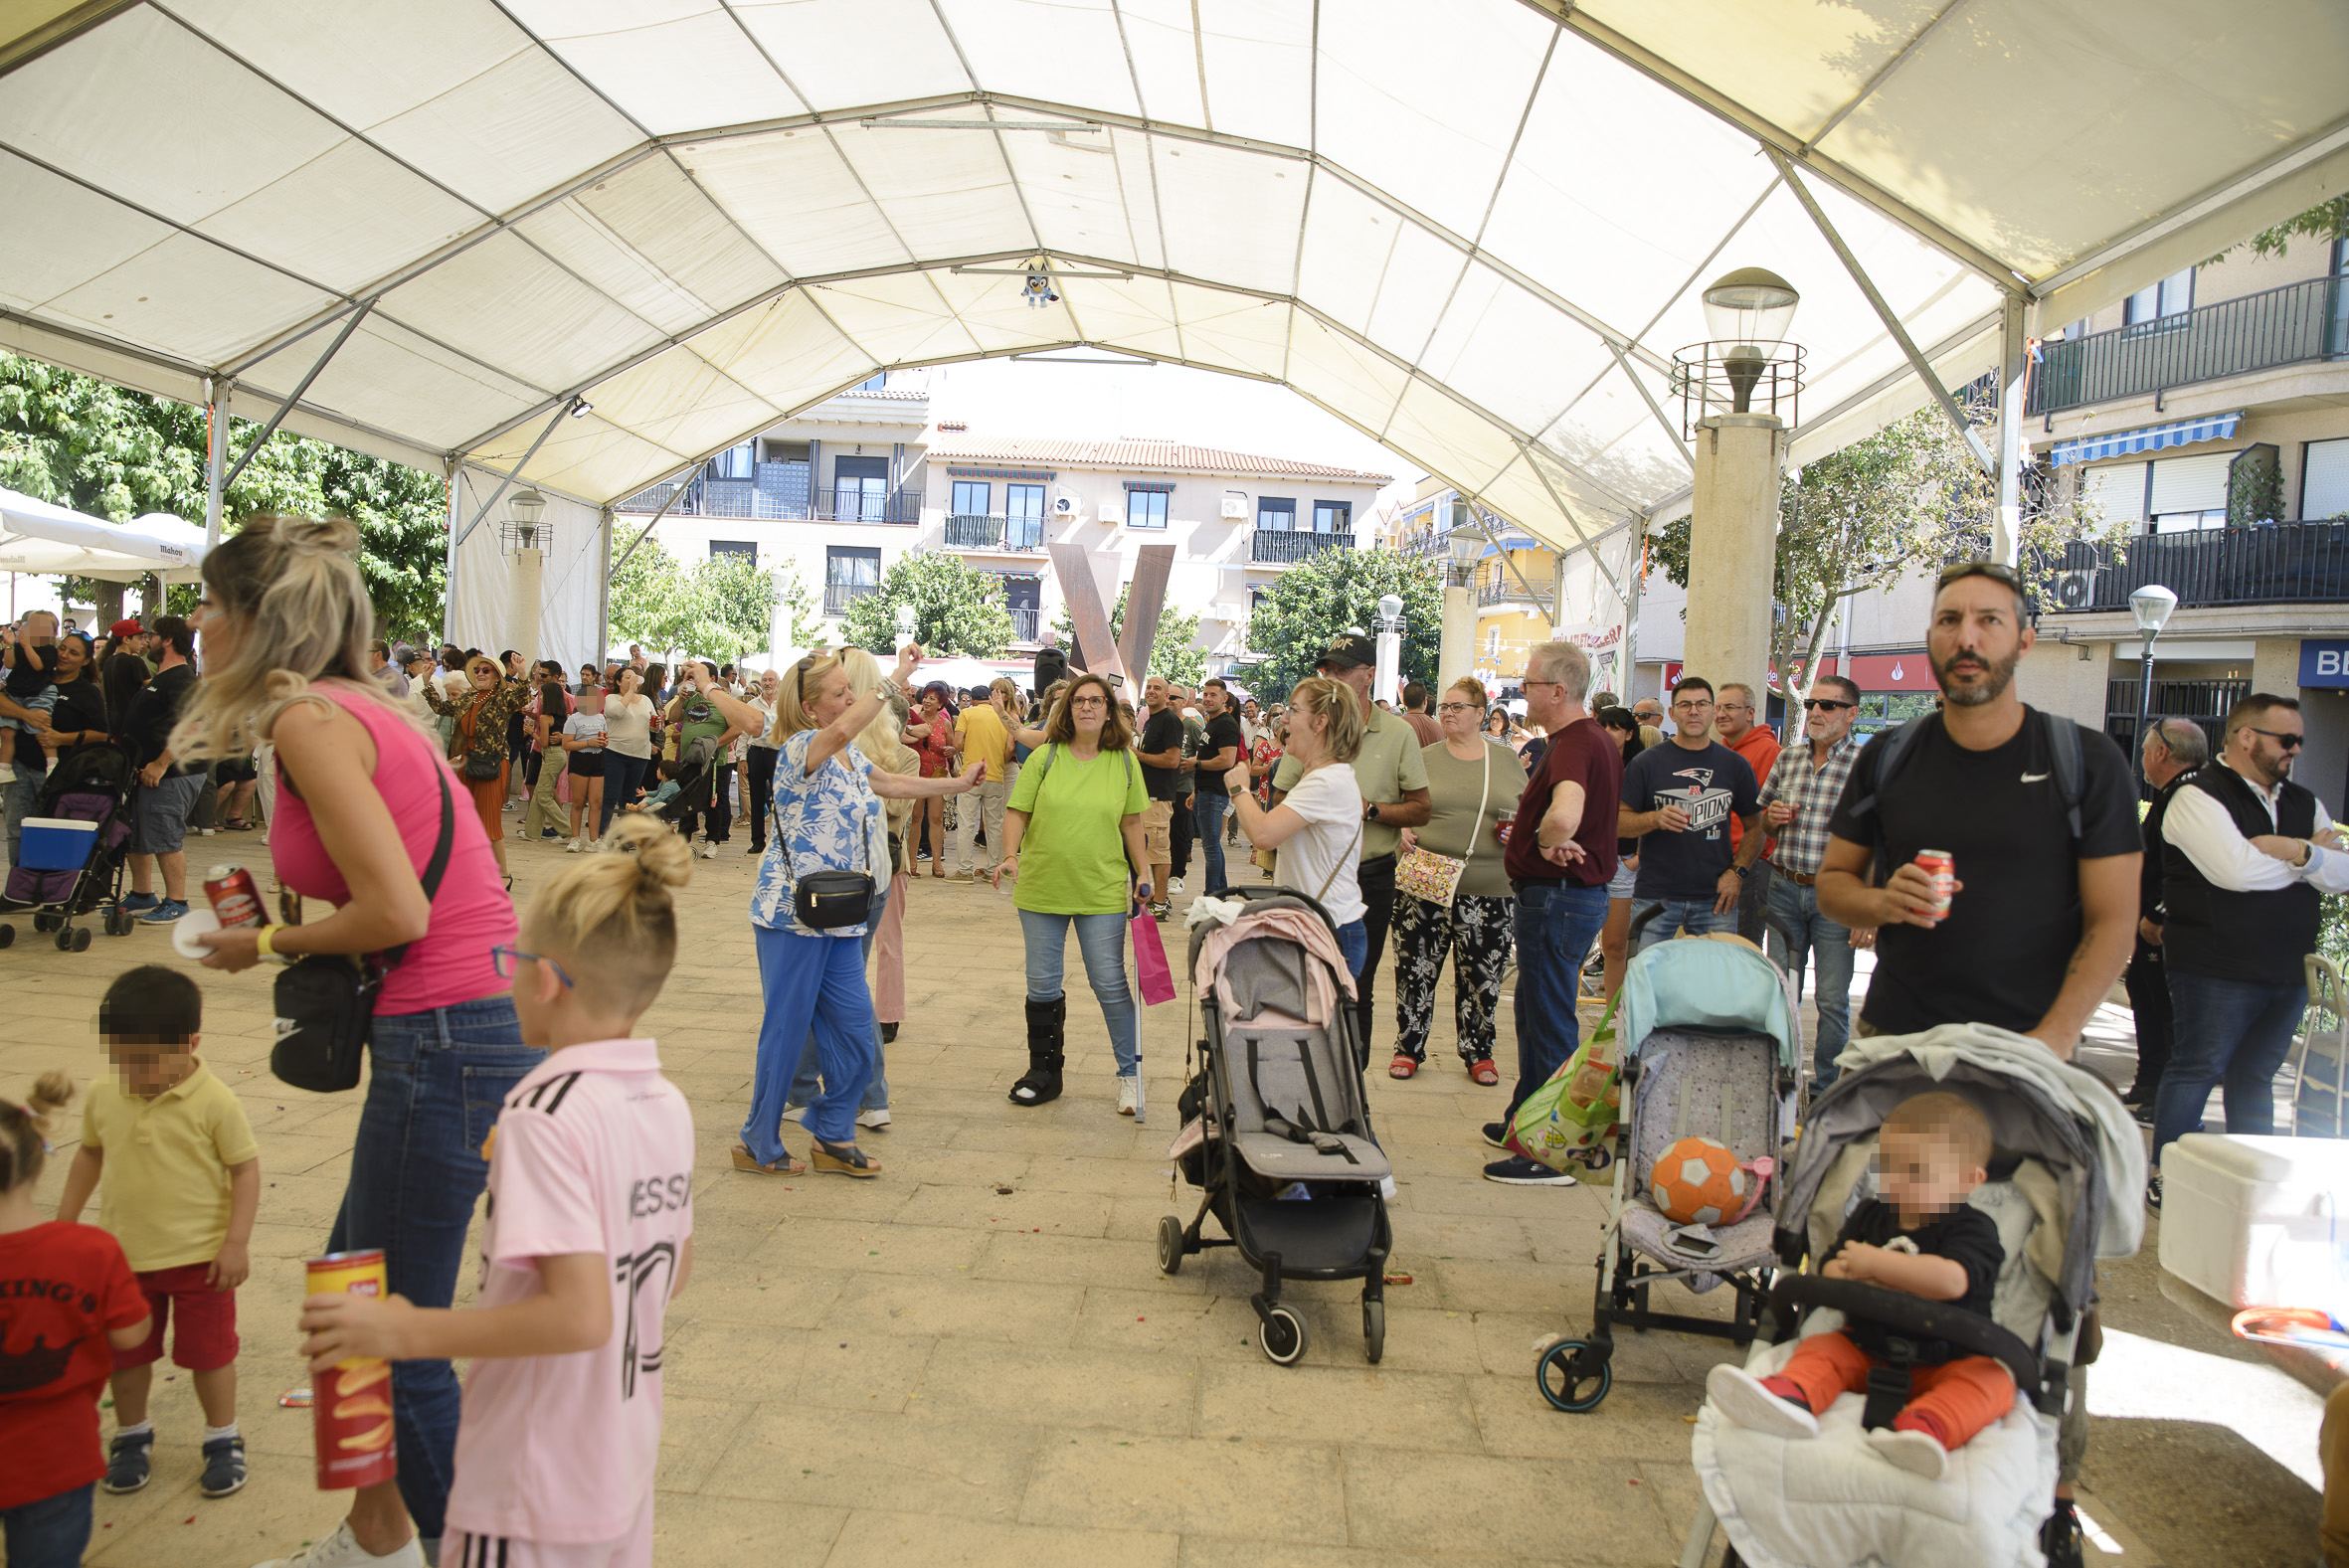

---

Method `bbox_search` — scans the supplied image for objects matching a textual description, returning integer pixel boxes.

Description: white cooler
[2157,1132,2349,1308]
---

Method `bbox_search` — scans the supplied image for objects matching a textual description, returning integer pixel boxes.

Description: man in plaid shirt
[1731,674,1866,1085]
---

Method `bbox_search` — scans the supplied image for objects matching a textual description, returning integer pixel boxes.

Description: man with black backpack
[1816,560,2140,1568]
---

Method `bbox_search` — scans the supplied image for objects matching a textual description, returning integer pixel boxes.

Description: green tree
[2206,196,2348,265]
[0,353,449,637]
[608,537,703,658]
[1244,547,1441,704]
[681,550,783,664]
[836,552,1013,657]
[1049,584,1205,684]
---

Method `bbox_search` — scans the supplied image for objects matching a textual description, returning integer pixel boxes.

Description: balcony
[1009,607,1039,642]
[1476,581,1546,607]
[2044,520,2349,610]
[822,582,878,615]
[1249,529,1354,565]
[2029,274,2347,416]
[944,514,1046,551]
[618,471,924,526]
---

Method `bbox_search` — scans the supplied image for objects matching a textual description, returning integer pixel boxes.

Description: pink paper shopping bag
[1130,909,1177,1005]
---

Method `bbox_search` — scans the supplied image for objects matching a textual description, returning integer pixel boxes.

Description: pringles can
[204,864,264,929]
[1914,849,1955,923]
[307,1250,398,1489]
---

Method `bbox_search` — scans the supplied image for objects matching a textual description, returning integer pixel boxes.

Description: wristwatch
[1363,800,1379,824]
[1731,865,1750,880]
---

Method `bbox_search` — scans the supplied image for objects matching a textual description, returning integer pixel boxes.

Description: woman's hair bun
[603,812,693,892]
[273,515,360,556]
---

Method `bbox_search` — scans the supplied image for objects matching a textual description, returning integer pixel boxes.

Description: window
[1127,489,1169,529]
[1005,483,1046,547]
[708,540,756,561]
[852,372,888,392]
[1257,497,1296,531]
[825,546,880,587]
[1312,500,1352,535]
[834,455,888,523]
[2124,267,2194,325]
[708,441,754,479]
[1249,587,1270,611]
[951,479,991,515]
[2304,437,2349,520]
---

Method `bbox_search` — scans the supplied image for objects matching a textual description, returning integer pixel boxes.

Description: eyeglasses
[1069,696,1108,709]
[1671,699,1714,712]
[2246,725,2305,750]
[1802,698,1855,711]
[491,945,575,988]
[1522,679,1560,691]
[1435,702,1477,713]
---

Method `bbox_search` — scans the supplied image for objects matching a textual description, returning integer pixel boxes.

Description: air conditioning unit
[1220,496,1248,519]
[1051,494,1078,516]
[1097,503,1122,524]
[2054,570,2093,610]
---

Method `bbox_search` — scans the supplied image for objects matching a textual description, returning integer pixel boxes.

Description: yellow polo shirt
[956,703,1012,783]
[83,1062,258,1273]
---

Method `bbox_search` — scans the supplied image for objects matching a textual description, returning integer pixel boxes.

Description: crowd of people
[9,521,2349,1568]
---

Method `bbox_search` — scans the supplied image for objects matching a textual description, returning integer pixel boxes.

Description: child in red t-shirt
[0,1073,151,1564]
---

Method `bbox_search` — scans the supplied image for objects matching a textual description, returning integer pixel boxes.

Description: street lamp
[503,488,545,553]
[895,603,917,652]
[1447,521,1484,587]
[1702,267,1800,414]
[1373,593,1405,708]
[2129,583,2178,789]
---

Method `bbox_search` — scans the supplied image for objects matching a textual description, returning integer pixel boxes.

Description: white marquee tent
[1,0,2344,657]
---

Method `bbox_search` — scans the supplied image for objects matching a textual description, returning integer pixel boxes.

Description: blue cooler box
[19,817,97,872]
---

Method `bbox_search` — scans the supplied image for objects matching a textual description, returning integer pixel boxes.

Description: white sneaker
[1867,1426,1948,1481]
[856,1108,892,1130]
[1116,1076,1139,1116]
[251,1520,425,1568]
[699,844,716,858]
[0,762,14,784]
[1169,877,1184,892]
[565,837,582,854]
[1706,1363,1817,1440]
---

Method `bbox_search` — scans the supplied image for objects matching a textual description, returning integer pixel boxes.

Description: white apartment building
[618,374,1391,671]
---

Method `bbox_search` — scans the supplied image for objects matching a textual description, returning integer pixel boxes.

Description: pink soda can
[1914,849,1955,923]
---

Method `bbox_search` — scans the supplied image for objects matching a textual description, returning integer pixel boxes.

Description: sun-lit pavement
[0,826,2325,1567]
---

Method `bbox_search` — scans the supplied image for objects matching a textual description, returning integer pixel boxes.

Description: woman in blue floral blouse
[693,648,979,1177]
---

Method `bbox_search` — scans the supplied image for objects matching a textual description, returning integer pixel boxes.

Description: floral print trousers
[1391,890,1515,1064]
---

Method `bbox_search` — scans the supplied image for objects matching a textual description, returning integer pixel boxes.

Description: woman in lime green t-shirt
[993,672,1152,1113]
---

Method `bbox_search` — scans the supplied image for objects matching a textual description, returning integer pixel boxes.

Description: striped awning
[2050,412,2243,466]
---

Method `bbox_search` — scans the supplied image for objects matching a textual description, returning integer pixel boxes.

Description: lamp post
[895,602,917,657]
[1441,505,1484,690]
[504,488,546,668]
[1373,593,1405,709]
[2130,584,2178,790]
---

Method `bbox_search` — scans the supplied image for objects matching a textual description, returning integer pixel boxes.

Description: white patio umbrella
[0,489,208,583]
[916,656,1001,692]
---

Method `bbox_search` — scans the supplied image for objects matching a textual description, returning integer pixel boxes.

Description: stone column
[1684,413,1782,698]
[509,546,543,667]
[1438,580,1478,688]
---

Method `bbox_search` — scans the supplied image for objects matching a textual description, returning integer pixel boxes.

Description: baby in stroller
[1708,1091,2010,1482]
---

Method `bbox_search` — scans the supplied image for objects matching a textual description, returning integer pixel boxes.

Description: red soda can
[204,863,263,928]
[1913,849,1955,922]
[307,1250,398,1490]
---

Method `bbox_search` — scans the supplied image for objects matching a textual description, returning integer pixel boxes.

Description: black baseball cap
[1315,633,1376,671]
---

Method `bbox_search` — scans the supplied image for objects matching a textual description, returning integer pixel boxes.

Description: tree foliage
[0,353,449,639]
[2206,196,2347,266]
[1244,547,1441,704]
[608,540,805,663]
[835,551,1013,657]
[1049,583,1205,685]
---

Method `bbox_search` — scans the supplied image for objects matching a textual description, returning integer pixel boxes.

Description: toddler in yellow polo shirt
[58,965,260,1501]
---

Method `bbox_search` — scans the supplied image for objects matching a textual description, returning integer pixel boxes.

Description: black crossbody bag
[774,756,876,931]
[271,769,456,1093]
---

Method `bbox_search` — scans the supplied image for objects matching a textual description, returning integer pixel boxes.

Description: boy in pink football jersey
[298,816,698,1566]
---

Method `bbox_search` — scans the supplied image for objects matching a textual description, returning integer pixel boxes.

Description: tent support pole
[1766,149,2001,482]
[596,505,613,663]
[220,299,373,493]
[1993,294,2029,565]
[203,378,230,551]
[454,403,571,549]
[441,457,460,647]
[1609,344,1697,472]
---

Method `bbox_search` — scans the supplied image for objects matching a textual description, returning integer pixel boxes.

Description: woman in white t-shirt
[601,668,655,828]
[1224,676,1368,976]
[560,684,610,851]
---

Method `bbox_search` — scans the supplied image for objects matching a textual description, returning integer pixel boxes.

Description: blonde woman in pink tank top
[170,517,542,1568]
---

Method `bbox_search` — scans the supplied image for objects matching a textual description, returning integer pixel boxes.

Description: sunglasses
[1936,560,2025,591]
[1802,698,1855,711]
[2246,725,2304,750]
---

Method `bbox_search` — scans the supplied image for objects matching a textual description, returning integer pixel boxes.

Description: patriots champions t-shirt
[1619,740,1761,901]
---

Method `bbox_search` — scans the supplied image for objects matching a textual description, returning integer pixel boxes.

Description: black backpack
[1839,707,2085,874]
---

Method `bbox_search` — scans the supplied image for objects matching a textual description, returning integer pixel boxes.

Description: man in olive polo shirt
[1271,633,1431,1050]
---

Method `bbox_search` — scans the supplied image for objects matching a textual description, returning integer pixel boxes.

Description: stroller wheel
[55,927,74,951]
[1259,1305,1307,1366]
[0,923,12,948]
[72,926,91,953]
[1536,1338,1613,1413]
[108,908,135,937]
[1156,1215,1184,1276]
[1362,1299,1385,1365]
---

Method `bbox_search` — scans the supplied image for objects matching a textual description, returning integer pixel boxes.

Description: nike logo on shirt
[2020,772,2050,783]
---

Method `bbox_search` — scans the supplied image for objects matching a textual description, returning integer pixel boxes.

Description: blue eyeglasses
[491,945,575,989]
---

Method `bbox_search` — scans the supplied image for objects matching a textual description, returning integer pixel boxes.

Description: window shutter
[2081,462,2146,524]
[2148,450,2233,516]
[2303,438,2349,520]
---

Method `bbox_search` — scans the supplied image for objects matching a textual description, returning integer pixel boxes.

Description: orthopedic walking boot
[1010,995,1066,1107]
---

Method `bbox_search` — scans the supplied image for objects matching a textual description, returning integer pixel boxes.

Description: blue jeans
[2153,968,2306,1165]
[792,892,890,1113]
[1634,896,1731,953]
[1194,791,1231,893]
[1508,881,1611,1119]
[748,925,876,1155]
[329,995,538,1545]
[1336,918,1367,978]
[1765,875,1855,1087]
[2,1482,91,1568]
[603,753,648,834]
[1019,909,1139,1074]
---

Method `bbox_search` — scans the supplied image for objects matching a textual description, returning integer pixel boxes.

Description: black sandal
[809,1137,881,1178]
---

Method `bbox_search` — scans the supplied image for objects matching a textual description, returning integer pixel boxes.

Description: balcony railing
[943,514,1046,551]
[822,582,879,615]
[1249,529,1355,565]
[2044,520,2349,610]
[2029,274,2347,416]
[617,471,924,526]
[1476,581,1545,606]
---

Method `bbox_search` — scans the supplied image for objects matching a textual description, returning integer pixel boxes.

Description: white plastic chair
[2291,954,2348,1138]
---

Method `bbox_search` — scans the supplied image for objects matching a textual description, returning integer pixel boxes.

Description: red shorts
[116,1263,238,1372]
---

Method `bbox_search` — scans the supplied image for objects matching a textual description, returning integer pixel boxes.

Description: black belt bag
[271,770,455,1093]
[777,775,877,932]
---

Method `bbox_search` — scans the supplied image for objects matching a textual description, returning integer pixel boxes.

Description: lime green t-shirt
[1007,743,1150,916]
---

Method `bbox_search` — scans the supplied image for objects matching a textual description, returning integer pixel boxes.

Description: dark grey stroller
[1158,888,1393,1365]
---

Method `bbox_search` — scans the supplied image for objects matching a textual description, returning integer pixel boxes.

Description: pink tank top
[271,685,516,1015]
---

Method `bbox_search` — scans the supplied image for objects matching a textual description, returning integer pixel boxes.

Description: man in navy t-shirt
[1618,676,1763,953]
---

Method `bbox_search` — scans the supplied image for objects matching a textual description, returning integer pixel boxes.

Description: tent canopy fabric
[2,0,2344,562]
[0,488,208,582]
